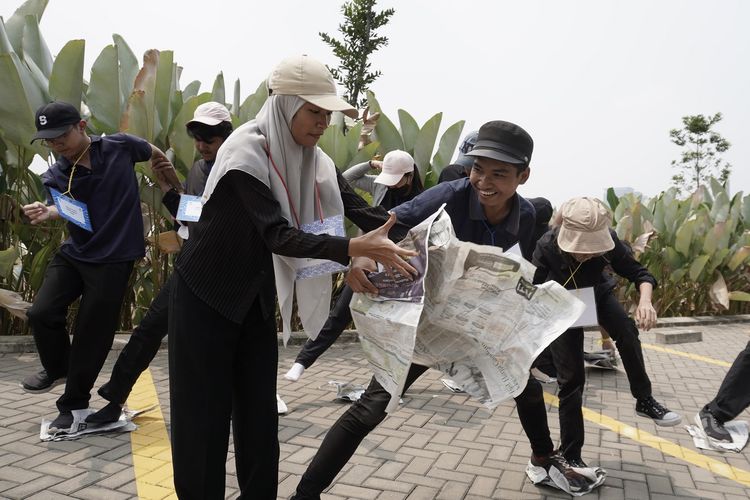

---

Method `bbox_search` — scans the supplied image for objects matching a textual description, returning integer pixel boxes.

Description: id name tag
[570,287,598,328]
[49,188,93,232]
[177,195,203,222]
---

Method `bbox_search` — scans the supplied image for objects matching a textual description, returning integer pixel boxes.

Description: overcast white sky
[25,0,750,206]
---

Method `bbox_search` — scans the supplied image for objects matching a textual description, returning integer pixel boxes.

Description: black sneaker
[21,370,65,394]
[696,409,732,443]
[635,396,682,426]
[568,458,588,468]
[48,411,73,433]
[529,451,589,493]
[86,402,123,424]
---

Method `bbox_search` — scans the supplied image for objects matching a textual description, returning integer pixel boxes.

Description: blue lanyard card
[49,188,93,232]
[176,194,203,222]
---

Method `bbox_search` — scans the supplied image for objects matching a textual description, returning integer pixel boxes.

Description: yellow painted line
[641,343,732,367]
[127,368,175,500]
[542,392,750,487]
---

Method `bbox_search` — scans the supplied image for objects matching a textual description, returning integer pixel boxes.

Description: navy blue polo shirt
[392,178,537,259]
[41,133,152,263]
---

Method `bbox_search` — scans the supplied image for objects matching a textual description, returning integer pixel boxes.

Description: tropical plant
[670,113,731,194]
[319,0,394,109]
[608,179,750,316]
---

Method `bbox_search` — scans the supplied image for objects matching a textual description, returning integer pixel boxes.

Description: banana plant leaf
[239,80,267,123]
[21,14,52,76]
[121,50,159,141]
[727,245,750,272]
[0,246,19,279]
[0,53,40,148]
[211,72,225,105]
[431,120,465,175]
[318,124,348,169]
[688,254,710,281]
[154,51,176,146]
[728,291,750,302]
[183,81,201,102]
[398,109,419,154]
[113,34,138,108]
[413,113,441,181]
[708,271,729,309]
[345,122,363,160]
[87,44,121,134]
[233,79,241,115]
[48,39,84,107]
[4,0,47,55]
[348,141,380,169]
[366,91,403,153]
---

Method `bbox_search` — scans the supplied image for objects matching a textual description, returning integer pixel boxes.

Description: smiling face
[290,102,332,147]
[469,157,530,224]
[193,136,225,162]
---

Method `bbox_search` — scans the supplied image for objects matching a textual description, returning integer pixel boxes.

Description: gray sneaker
[21,370,65,394]
[696,409,732,443]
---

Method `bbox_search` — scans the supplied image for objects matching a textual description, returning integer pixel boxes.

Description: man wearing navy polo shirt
[20,101,178,432]
[293,120,598,498]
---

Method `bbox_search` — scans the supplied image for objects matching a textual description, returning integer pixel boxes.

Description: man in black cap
[21,100,179,432]
[292,120,604,498]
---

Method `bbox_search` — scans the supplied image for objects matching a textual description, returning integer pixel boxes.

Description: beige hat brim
[558,226,615,254]
[299,94,358,119]
[374,171,403,186]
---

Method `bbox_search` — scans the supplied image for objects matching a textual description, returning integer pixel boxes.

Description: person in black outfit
[20,101,179,432]
[166,55,416,499]
[532,197,682,466]
[285,149,424,382]
[87,102,234,424]
[292,121,601,499]
[696,342,750,444]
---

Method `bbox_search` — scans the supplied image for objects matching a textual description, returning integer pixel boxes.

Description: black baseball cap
[31,101,81,143]
[466,120,533,166]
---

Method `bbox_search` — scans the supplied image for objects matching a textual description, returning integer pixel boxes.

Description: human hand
[151,155,181,193]
[348,213,417,278]
[346,256,378,294]
[22,201,57,224]
[635,300,657,331]
[369,160,383,170]
[601,337,615,353]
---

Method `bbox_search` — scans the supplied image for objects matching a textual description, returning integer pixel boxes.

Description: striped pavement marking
[128,368,176,499]
[641,343,732,367]
[542,392,750,488]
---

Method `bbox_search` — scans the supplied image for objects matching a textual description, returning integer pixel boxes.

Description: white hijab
[202,95,345,343]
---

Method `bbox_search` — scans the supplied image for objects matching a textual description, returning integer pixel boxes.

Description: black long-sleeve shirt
[175,169,404,324]
[532,227,657,296]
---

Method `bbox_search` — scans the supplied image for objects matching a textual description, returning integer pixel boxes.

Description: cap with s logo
[31,101,82,143]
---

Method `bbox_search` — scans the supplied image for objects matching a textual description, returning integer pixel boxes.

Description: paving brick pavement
[0,320,748,499]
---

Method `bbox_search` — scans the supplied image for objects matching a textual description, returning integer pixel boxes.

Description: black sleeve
[336,170,410,242]
[531,232,553,285]
[231,171,350,264]
[161,189,180,218]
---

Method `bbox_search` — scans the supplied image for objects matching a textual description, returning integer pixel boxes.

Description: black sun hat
[466,120,533,166]
[31,101,81,143]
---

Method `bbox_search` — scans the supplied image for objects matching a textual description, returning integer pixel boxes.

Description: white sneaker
[276,394,288,415]
[284,363,305,382]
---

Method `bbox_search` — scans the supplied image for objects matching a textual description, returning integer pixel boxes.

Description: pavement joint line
[128,368,176,499]
[641,343,732,367]
[541,392,750,487]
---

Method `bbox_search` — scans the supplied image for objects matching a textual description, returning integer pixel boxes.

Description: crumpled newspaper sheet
[328,381,366,402]
[685,416,749,453]
[583,350,618,370]
[526,460,606,496]
[0,288,31,320]
[39,405,156,442]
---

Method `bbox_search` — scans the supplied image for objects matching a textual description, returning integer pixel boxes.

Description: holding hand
[150,147,182,193]
[22,201,58,225]
[348,213,417,279]
[346,256,379,294]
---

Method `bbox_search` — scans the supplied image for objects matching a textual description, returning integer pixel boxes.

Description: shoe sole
[693,413,733,444]
[20,378,66,394]
[636,410,682,426]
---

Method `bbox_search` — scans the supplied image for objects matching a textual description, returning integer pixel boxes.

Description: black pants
[706,341,750,423]
[98,276,172,405]
[550,291,653,461]
[26,252,133,413]
[295,285,353,368]
[168,273,278,499]
[292,364,553,499]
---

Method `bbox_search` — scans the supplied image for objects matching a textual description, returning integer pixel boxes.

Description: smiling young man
[292,120,603,498]
[20,100,179,432]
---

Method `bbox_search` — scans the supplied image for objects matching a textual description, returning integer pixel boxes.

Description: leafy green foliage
[670,113,731,194]
[319,0,394,109]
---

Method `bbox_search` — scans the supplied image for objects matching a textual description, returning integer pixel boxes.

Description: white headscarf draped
[202,95,345,344]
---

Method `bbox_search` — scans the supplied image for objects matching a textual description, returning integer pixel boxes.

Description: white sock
[284,363,305,382]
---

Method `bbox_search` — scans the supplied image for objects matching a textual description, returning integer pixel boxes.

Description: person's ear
[519,167,531,185]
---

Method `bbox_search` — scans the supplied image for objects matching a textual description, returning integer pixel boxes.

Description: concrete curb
[2,315,748,354]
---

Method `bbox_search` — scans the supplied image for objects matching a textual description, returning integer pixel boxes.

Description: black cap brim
[30,125,73,143]
[466,147,527,165]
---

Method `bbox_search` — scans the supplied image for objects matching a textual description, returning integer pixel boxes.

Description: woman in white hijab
[168,55,416,499]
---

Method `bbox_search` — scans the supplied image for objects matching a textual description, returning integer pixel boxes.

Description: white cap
[187,102,231,126]
[267,54,358,119]
[374,150,415,186]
